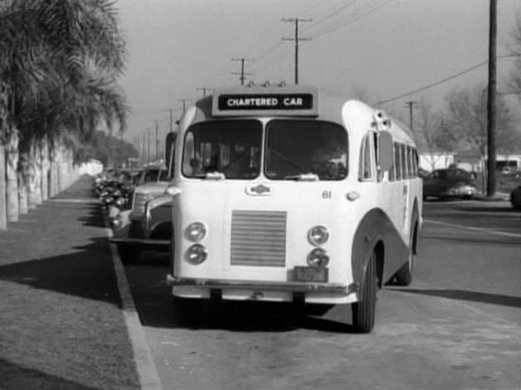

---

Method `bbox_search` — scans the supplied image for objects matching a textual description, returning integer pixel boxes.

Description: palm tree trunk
[6,128,19,221]
[18,153,29,214]
[0,80,8,230]
[41,136,49,201]
[28,140,41,208]
[0,145,7,230]
[18,169,28,214]
[49,143,58,197]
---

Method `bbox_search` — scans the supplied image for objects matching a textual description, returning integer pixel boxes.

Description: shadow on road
[393,288,521,309]
[422,233,519,246]
[0,237,121,306]
[0,358,98,390]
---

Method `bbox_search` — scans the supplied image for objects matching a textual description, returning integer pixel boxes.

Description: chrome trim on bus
[166,274,358,294]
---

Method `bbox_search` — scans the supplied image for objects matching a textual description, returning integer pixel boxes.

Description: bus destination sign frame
[212,89,318,117]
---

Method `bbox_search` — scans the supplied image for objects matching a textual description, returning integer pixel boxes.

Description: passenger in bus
[225,145,256,179]
[311,134,347,178]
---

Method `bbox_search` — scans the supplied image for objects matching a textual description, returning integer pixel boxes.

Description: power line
[311,0,393,40]
[301,0,358,34]
[377,54,518,105]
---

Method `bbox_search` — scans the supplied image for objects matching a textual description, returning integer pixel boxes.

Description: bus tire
[117,243,140,264]
[352,250,377,333]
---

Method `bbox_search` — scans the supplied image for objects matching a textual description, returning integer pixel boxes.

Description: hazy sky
[116,0,521,150]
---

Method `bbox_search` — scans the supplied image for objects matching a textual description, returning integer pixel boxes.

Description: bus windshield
[181,119,348,181]
[266,120,347,181]
[182,120,262,179]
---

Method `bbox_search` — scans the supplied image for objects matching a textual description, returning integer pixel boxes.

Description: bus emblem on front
[247,184,271,196]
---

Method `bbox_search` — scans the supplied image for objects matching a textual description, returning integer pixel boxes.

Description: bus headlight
[186,244,208,264]
[185,222,207,242]
[307,248,329,267]
[308,225,329,246]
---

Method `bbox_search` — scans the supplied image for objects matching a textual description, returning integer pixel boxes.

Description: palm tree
[0,0,128,226]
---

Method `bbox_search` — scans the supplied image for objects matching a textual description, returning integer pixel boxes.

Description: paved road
[124,200,521,390]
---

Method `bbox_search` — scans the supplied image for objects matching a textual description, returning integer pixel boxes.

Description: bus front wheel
[352,251,377,333]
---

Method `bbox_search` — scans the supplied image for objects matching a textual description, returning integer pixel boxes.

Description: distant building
[419,148,521,172]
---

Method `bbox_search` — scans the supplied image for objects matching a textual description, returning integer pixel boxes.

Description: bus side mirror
[378,131,393,172]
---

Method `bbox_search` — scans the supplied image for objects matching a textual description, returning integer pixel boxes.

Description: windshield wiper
[191,171,225,180]
[284,173,319,181]
[205,171,226,180]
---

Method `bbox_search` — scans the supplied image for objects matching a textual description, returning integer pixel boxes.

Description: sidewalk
[0,175,141,390]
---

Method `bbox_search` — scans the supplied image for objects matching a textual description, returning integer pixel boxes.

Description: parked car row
[93,169,138,211]
[108,164,173,263]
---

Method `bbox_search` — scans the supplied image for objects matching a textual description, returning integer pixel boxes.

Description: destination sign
[218,93,314,111]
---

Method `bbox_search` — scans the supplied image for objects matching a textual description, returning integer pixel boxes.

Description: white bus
[165,85,422,333]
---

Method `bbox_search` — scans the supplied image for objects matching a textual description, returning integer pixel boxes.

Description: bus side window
[400,144,408,179]
[389,143,396,181]
[413,148,419,177]
[394,142,402,181]
[359,134,375,181]
[405,146,411,179]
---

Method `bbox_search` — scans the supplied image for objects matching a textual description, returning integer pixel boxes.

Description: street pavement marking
[105,226,164,390]
[425,219,521,238]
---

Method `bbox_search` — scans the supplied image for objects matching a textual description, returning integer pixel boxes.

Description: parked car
[511,185,521,210]
[423,168,477,200]
[418,168,430,179]
[110,164,173,263]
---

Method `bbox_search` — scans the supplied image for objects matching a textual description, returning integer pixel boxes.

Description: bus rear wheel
[352,250,377,333]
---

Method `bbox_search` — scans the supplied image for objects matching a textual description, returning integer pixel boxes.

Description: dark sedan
[423,168,477,200]
[511,186,521,210]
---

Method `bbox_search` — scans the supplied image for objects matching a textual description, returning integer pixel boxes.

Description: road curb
[105,223,164,390]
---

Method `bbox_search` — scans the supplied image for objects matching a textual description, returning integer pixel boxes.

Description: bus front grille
[230,210,287,267]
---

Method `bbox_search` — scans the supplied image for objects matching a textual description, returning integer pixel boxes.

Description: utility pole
[486,0,497,197]
[142,132,146,165]
[153,120,160,161]
[168,109,174,132]
[136,135,140,163]
[196,87,211,97]
[178,99,188,114]
[146,128,151,164]
[282,18,311,85]
[231,58,252,85]
[405,101,418,132]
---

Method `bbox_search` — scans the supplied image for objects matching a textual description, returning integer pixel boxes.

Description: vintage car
[511,185,521,210]
[110,164,173,263]
[423,168,477,200]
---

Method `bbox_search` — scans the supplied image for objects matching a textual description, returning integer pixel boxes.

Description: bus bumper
[166,274,359,304]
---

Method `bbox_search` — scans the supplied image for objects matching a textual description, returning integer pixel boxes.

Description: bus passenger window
[394,142,402,181]
[413,149,419,177]
[400,144,408,179]
[389,143,396,181]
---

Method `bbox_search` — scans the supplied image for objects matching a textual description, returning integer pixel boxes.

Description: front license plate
[294,266,328,282]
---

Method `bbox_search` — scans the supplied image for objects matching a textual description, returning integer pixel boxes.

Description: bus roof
[185,84,414,145]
